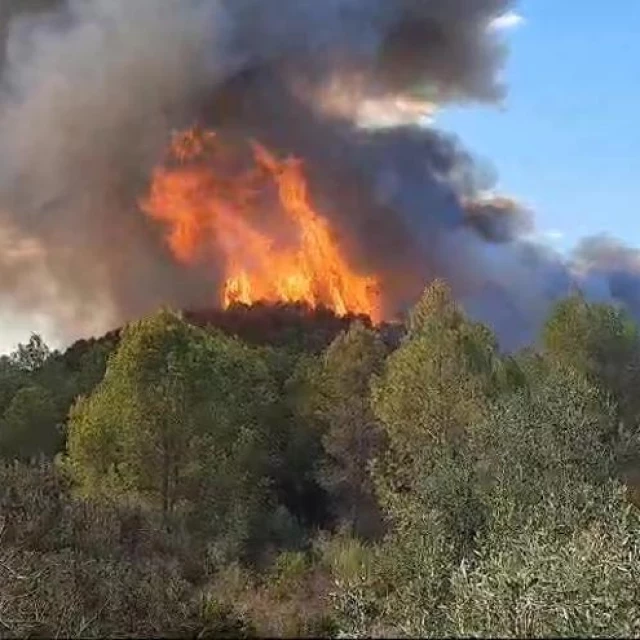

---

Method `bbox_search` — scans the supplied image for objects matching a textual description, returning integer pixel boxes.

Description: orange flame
[141,128,381,321]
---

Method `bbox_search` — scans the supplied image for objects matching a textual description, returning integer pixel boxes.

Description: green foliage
[0,333,116,463]
[0,355,28,415]
[65,309,279,562]
[462,364,618,590]
[371,281,501,526]
[331,345,625,636]
[444,482,640,638]
[373,281,499,456]
[292,322,388,538]
[543,293,640,422]
[39,337,114,415]
[544,294,638,371]
[326,287,639,637]
[4,292,640,637]
[324,283,500,634]
[0,336,57,461]
[0,385,59,460]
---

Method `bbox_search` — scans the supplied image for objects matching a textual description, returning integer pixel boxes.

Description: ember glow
[142,129,381,321]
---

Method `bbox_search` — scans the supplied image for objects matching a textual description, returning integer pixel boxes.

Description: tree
[444,481,640,637]
[11,333,51,372]
[372,280,500,467]
[357,281,502,632]
[0,354,28,415]
[292,322,388,538]
[468,364,616,543]
[66,309,278,559]
[0,335,52,436]
[275,352,332,530]
[0,385,59,460]
[331,323,622,638]
[0,333,111,463]
[543,293,640,423]
[442,368,631,637]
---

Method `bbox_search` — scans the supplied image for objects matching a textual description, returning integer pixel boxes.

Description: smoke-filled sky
[441,0,640,251]
[0,0,638,354]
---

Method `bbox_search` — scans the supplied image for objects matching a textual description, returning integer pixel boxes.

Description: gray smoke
[0,0,636,351]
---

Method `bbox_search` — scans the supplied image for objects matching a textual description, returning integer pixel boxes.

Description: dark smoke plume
[0,0,637,350]
[464,196,533,243]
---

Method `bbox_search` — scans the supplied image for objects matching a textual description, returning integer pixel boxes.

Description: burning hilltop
[142,128,381,321]
[0,0,639,350]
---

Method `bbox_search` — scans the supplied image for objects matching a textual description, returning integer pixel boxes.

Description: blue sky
[439,0,640,252]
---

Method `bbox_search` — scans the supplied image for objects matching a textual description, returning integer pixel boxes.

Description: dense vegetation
[2,283,640,637]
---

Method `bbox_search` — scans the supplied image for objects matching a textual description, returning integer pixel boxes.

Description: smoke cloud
[0,0,636,350]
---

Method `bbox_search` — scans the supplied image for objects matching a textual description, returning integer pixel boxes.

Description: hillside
[1,283,640,637]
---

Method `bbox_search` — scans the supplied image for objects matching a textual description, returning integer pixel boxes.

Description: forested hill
[56,301,401,373]
[2,281,640,637]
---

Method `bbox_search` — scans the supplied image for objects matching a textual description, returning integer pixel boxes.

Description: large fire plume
[0,0,640,352]
[142,128,381,321]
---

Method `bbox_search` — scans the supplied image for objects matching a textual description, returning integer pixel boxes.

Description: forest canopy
[2,285,640,637]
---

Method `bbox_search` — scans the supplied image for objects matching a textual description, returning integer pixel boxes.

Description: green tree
[372,280,499,469]
[543,293,640,423]
[0,335,52,432]
[292,322,388,538]
[332,325,622,637]
[0,354,28,414]
[0,384,59,460]
[66,309,277,559]
[445,481,640,637]
[442,367,633,637]
[275,352,331,530]
[469,364,616,543]
[356,281,502,633]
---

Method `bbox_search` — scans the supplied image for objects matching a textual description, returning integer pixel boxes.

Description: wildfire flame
[141,128,381,321]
